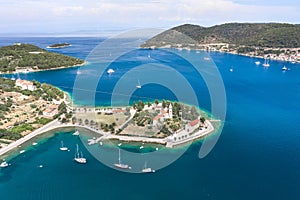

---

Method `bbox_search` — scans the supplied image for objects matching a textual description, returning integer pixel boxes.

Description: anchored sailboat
[262,58,270,67]
[60,141,68,151]
[136,80,142,89]
[114,149,131,169]
[141,161,155,173]
[74,144,87,164]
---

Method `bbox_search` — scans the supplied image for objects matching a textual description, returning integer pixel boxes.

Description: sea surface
[0,37,300,200]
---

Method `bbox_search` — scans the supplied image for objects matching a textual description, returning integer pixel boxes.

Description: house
[43,104,58,118]
[185,118,200,133]
[15,79,36,91]
[153,104,173,126]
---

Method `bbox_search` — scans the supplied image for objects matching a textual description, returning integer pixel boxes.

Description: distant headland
[141,23,300,63]
[0,43,85,74]
[46,43,71,49]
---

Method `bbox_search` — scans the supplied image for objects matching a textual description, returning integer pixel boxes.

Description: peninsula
[141,23,300,63]
[73,100,216,148]
[0,43,84,74]
[0,81,216,155]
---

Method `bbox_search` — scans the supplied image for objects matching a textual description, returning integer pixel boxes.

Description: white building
[153,104,173,126]
[185,118,200,133]
[15,79,36,91]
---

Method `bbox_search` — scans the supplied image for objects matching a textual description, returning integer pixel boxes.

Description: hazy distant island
[142,23,300,63]
[0,43,84,74]
[46,43,71,49]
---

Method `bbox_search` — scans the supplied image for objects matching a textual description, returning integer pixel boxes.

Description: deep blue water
[0,37,300,200]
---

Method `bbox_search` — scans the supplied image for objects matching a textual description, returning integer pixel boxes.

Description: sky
[1,0,299,36]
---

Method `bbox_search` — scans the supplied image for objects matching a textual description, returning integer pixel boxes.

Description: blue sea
[0,37,300,200]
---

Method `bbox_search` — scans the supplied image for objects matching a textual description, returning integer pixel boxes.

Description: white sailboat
[60,141,68,151]
[262,58,270,67]
[136,80,142,89]
[114,149,131,169]
[141,161,155,173]
[0,160,9,168]
[72,130,79,136]
[74,144,87,164]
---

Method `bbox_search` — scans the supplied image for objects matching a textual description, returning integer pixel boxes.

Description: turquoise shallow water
[0,37,300,199]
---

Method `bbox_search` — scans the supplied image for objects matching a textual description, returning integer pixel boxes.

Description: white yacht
[141,162,155,173]
[60,141,68,151]
[255,61,261,65]
[74,144,87,164]
[114,149,131,169]
[0,160,9,168]
[107,68,115,74]
[282,66,288,71]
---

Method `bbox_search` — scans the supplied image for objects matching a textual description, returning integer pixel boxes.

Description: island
[46,43,71,49]
[141,23,300,63]
[0,43,84,74]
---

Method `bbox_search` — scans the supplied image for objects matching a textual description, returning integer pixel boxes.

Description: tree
[90,120,95,127]
[155,99,159,105]
[162,100,166,108]
[200,117,206,124]
[58,102,67,114]
[72,117,77,124]
[84,119,89,125]
[137,100,144,111]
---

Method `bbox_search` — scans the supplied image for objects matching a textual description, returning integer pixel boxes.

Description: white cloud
[0,0,299,34]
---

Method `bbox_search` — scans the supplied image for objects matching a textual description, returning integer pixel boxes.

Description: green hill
[0,44,84,73]
[142,23,300,48]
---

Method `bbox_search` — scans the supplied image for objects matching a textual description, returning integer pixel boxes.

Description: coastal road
[0,119,60,156]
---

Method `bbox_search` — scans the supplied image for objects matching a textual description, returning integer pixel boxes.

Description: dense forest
[0,44,84,73]
[142,23,300,48]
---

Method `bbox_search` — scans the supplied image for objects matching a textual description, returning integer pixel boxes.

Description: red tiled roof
[153,114,164,121]
[189,119,200,127]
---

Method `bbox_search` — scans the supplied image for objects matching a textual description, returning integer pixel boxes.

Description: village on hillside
[0,78,72,148]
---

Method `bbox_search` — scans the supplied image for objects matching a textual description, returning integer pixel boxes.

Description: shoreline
[0,61,88,75]
[0,116,217,158]
[143,46,300,64]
